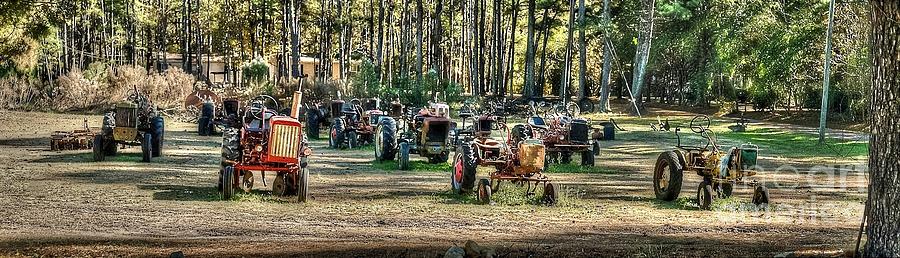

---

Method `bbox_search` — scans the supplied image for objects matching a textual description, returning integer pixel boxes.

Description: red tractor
[451,109,557,205]
[219,95,313,202]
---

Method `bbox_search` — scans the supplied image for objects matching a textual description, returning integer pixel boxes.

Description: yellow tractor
[653,115,769,210]
[92,88,165,162]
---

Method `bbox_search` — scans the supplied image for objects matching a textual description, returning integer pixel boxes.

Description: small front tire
[477,179,492,204]
[398,142,411,170]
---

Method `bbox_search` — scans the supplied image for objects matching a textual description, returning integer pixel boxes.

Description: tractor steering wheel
[689,115,711,134]
[249,95,280,120]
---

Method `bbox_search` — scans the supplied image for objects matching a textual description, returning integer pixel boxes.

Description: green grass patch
[371,160,452,172]
[432,182,582,207]
[720,128,867,158]
[229,190,290,203]
[546,163,617,174]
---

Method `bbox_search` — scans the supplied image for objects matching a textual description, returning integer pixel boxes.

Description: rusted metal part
[50,119,95,151]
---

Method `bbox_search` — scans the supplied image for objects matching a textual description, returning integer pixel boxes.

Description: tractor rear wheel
[752,185,770,207]
[697,181,714,210]
[542,183,559,205]
[580,150,594,166]
[273,174,289,196]
[398,142,411,170]
[547,151,559,164]
[92,135,105,162]
[451,144,478,193]
[578,98,594,113]
[375,117,397,161]
[221,128,242,161]
[198,116,210,136]
[222,166,235,200]
[297,168,309,203]
[477,179,492,204]
[151,116,164,157]
[653,151,684,201]
[141,133,152,162]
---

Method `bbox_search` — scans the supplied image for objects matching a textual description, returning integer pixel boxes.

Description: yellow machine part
[113,127,138,142]
[515,141,546,175]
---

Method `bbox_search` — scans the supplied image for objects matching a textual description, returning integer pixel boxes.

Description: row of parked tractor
[80,88,771,210]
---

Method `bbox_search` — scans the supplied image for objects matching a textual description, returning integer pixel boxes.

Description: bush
[0,76,47,110]
[751,87,778,111]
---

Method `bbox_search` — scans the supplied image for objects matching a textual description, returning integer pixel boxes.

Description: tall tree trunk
[430,0,443,78]
[598,0,612,112]
[523,0,536,98]
[537,9,553,97]
[629,0,655,114]
[865,1,900,256]
[415,0,424,82]
[576,0,587,101]
[559,0,575,102]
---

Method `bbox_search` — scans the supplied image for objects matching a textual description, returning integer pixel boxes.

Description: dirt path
[0,110,866,257]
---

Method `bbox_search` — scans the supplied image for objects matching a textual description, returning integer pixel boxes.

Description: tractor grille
[269,124,302,160]
[115,107,137,127]
[569,120,589,143]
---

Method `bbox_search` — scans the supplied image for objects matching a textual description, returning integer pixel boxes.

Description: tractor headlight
[255,145,263,152]
[302,147,312,156]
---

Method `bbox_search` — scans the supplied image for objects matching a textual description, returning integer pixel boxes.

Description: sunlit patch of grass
[546,163,618,174]
[431,182,584,207]
[371,159,452,172]
[228,190,289,203]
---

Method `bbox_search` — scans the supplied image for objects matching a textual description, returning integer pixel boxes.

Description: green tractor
[653,115,769,210]
[92,88,165,162]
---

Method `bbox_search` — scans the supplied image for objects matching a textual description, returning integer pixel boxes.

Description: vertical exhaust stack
[291,91,303,119]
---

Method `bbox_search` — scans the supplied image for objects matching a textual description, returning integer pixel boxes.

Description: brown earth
[0,110,867,257]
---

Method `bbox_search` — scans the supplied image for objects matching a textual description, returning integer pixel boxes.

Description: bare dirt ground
[0,109,867,257]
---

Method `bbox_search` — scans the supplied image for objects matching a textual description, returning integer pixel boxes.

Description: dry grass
[1,64,196,112]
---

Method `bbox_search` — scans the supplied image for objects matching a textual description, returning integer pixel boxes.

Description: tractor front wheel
[273,174,289,196]
[429,153,449,164]
[718,182,734,198]
[398,142,411,170]
[477,179,492,204]
[592,141,601,156]
[752,185,770,207]
[141,133,152,162]
[221,166,235,200]
[653,151,684,201]
[92,135,105,162]
[348,131,358,149]
[297,168,309,203]
[542,182,559,205]
[697,181,714,210]
[151,116,164,157]
[580,150,594,166]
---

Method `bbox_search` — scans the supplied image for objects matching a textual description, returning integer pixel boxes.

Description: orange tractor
[451,108,557,205]
[219,95,313,202]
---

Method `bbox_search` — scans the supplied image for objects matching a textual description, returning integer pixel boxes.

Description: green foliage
[241,56,270,94]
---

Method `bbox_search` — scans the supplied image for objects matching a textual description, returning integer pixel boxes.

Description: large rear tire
[221,128,242,161]
[306,109,321,139]
[452,144,478,193]
[653,151,684,201]
[398,142,411,170]
[375,117,397,161]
